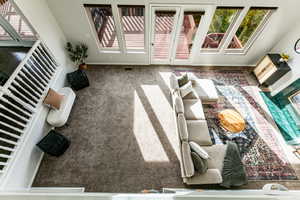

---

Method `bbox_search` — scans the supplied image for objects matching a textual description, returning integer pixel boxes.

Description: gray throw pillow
[178,73,189,87]
[191,152,208,174]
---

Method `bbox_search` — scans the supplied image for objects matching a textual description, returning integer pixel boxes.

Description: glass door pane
[202,7,240,49]
[118,5,145,50]
[153,10,177,60]
[86,5,119,49]
[227,8,270,49]
[0,24,12,40]
[0,0,36,41]
[175,11,203,59]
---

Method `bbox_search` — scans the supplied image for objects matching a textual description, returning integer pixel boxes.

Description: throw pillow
[177,73,189,87]
[43,88,64,109]
[191,151,208,174]
[174,91,184,114]
[177,113,188,141]
[189,141,210,159]
[179,81,193,98]
[170,73,179,92]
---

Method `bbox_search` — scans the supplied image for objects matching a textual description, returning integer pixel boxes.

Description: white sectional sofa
[170,72,227,185]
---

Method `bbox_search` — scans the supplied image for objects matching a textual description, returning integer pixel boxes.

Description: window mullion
[0,15,21,41]
[191,5,216,60]
[111,3,125,53]
[170,7,182,63]
[219,6,250,53]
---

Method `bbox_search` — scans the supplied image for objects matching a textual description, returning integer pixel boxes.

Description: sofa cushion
[178,73,189,87]
[202,144,227,171]
[179,81,193,98]
[184,169,222,185]
[193,79,219,102]
[186,120,213,146]
[181,141,195,177]
[191,152,208,174]
[170,73,179,92]
[177,113,188,141]
[183,99,205,120]
[174,92,184,114]
[182,89,199,100]
[189,141,209,159]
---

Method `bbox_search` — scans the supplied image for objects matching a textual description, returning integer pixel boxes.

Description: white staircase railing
[0,40,59,179]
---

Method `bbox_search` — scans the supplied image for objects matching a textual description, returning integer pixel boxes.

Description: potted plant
[66,42,88,70]
[279,53,290,63]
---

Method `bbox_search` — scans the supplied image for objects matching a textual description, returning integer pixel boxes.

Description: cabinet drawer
[254,56,272,77]
[257,63,277,84]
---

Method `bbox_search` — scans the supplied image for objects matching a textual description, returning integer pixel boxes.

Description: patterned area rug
[174,70,298,181]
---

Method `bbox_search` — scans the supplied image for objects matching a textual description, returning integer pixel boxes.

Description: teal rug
[261,92,300,145]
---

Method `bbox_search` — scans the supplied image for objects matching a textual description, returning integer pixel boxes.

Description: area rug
[174,70,298,181]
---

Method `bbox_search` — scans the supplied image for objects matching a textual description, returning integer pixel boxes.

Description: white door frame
[172,5,213,65]
[149,6,180,65]
[149,4,213,65]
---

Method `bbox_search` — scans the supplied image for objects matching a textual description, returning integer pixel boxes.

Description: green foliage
[236,9,268,45]
[66,42,88,66]
[207,8,268,46]
[208,8,237,34]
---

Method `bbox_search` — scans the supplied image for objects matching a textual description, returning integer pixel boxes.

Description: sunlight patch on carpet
[133,91,169,162]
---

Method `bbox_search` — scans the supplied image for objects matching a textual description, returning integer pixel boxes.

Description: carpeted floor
[34,66,184,192]
[33,66,300,192]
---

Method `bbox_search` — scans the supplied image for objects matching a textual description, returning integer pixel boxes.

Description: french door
[150,5,208,65]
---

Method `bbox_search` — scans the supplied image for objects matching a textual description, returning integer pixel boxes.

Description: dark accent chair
[37,130,70,157]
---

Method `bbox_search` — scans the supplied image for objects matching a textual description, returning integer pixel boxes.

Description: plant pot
[79,63,88,70]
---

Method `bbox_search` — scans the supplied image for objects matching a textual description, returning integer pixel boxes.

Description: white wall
[45,0,300,66]
[269,21,300,96]
[0,0,74,190]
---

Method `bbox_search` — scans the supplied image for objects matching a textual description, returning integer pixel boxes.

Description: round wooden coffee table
[218,109,246,133]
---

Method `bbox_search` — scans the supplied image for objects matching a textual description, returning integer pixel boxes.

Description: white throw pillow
[174,91,184,114]
[170,73,179,92]
[189,141,209,160]
[179,81,193,98]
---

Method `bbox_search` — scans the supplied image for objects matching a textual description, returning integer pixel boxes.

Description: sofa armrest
[183,169,222,185]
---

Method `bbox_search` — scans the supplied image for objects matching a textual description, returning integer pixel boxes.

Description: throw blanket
[221,141,248,188]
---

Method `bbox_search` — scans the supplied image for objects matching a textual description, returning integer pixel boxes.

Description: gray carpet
[33,66,184,192]
[33,66,300,192]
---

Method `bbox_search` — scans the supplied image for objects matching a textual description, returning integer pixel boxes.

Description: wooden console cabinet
[254,54,291,86]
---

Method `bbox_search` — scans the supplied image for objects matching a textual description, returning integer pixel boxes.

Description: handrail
[0,39,59,180]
